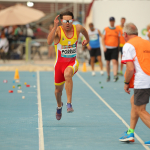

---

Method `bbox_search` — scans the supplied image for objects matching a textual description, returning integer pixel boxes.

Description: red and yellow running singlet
[54,25,79,85]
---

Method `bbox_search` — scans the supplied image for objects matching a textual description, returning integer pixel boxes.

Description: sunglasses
[62,19,73,23]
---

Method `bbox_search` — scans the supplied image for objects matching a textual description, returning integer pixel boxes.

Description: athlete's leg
[90,56,95,71]
[55,84,64,107]
[130,95,139,130]
[106,60,110,76]
[120,54,123,72]
[97,56,103,71]
[64,67,73,104]
[112,59,118,76]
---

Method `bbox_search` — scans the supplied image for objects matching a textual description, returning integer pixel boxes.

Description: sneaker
[107,76,110,82]
[66,103,74,113]
[145,140,150,145]
[100,71,104,75]
[92,72,96,76]
[119,131,135,142]
[56,102,63,120]
[120,71,123,76]
[56,107,62,120]
[114,76,119,82]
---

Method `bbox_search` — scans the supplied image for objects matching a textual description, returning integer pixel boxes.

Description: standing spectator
[102,17,120,82]
[119,23,150,145]
[116,17,126,76]
[0,29,9,60]
[87,23,104,76]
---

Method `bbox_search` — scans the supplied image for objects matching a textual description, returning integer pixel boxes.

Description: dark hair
[89,23,94,26]
[60,11,74,19]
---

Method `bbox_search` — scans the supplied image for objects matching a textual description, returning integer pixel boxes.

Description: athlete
[47,11,89,120]
[102,17,120,82]
[116,17,126,76]
[87,23,103,76]
[119,23,150,145]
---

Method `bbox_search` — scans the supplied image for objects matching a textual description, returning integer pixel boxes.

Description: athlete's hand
[54,15,59,28]
[82,40,89,46]
[124,84,130,94]
[103,46,107,52]
[87,45,91,50]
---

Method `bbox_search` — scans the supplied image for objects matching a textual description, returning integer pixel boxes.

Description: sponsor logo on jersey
[61,44,77,58]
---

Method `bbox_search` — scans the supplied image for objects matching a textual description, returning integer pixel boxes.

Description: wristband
[124,81,129,84]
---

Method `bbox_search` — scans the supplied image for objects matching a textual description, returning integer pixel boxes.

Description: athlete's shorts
[134,89,150,106]
[89,47,101,57]
[104,47,118,61]
[54,60,79,85]
[119,47,123,55]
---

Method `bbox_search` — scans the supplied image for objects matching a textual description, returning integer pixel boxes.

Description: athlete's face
[89,24,94,30]
[121,19,126,26]
[110,21,115,27]
[61,15,73,31]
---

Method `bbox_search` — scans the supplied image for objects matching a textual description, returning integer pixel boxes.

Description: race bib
[89,34,98,41]
[61,44,77,58]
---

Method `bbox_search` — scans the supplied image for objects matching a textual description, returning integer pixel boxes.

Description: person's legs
[55,84,64,120]
[129,95,139,130]
[106,60,110,76]
[120,54,124,74]
[137,104,150,128]
[97,56,103,71]
[64,67,74,104]
[55,84,64,107]
[90,56,95,72]
[112,59,118,76]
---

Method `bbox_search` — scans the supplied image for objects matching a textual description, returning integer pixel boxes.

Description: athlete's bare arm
[76,24,89,46]
[47,15,60,45]
[101,32,106,52]
[98,30,102,38]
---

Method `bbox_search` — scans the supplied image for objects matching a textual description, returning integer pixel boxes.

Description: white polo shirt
[122,43,150,89]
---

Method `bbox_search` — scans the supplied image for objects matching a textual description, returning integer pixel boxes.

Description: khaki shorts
[134,89,150,106]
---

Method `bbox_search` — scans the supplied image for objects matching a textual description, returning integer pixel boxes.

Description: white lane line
[77,72,150,150]
[37,71,45,150]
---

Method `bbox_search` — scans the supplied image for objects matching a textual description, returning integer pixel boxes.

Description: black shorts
[89,47,101,57]
[104,47,118,61]
[119,47,123,55]
[134,89,150,106]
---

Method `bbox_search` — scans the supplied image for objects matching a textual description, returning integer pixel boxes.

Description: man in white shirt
[119,23,150,145]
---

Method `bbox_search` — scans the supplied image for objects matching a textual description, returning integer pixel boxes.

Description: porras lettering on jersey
[61,44,77,58]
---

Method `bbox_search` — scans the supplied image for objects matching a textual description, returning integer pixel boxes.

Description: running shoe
[56,107,62,120]
[56,102,63,120]
[100,71,104,75]
[145,140,150,145]
[119,131,135,142]
[66,103,74,113]
[92,72,96,76]
[114,76,119,82]
[120,71,123,76]
[107,76,110,82]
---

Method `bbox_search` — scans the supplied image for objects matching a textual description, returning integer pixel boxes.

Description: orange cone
[14,69,20,80]
[82,62,87,72]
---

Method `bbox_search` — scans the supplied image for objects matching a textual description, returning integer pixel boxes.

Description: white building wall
[92,1,150,39]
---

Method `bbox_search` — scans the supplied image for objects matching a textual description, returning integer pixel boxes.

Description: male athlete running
[47,11,89,120]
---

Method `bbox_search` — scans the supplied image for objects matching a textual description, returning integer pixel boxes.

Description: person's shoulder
[123,43,135,52]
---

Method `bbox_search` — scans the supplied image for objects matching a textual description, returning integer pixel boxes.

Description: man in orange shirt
[102,17,120,82]
[116,17,126,76]
[119,23,150,145]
